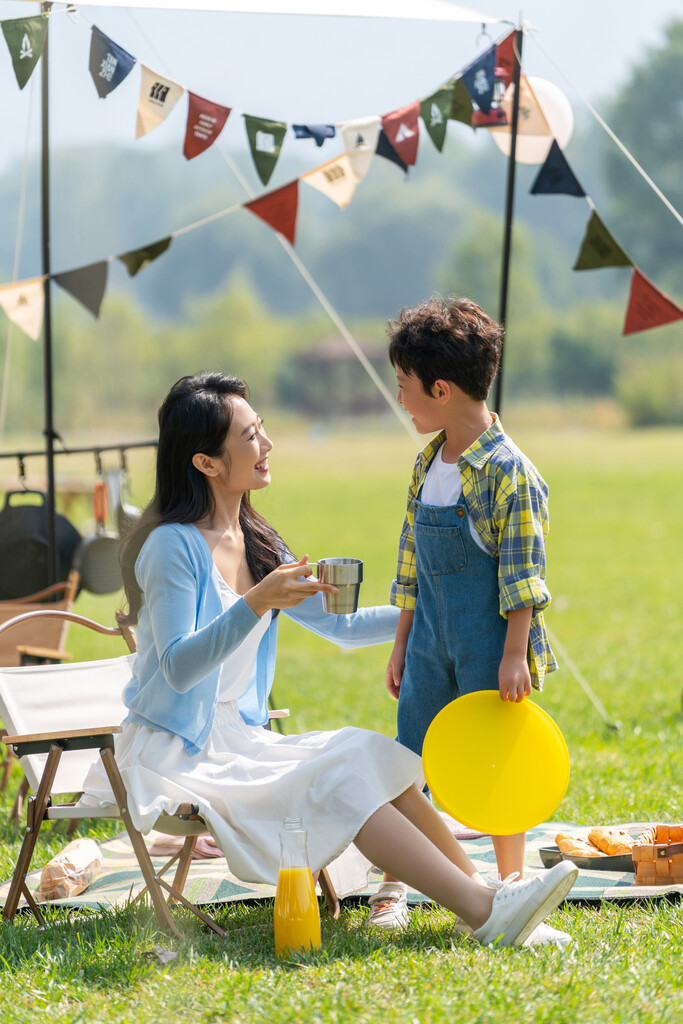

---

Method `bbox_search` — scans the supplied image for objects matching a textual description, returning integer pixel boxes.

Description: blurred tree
[600,18,683,293]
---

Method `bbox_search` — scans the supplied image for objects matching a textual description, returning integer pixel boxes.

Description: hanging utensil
[74,479,122,595]
[0,488,82,601]
[115,450,141,537]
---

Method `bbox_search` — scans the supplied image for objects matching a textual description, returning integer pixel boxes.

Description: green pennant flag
[244,115,288,186]
[573,211,633,271]
[420,84,453,152]
[448,77,473,128]
[2,15,48,90]
[118,238,172,277]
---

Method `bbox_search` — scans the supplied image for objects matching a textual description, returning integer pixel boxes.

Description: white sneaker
[485,873,573,949]
[524,921,572,948]
[367,883,409,931]
[473,861,578,947]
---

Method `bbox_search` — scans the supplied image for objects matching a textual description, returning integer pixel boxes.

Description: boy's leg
[491,833,527,879]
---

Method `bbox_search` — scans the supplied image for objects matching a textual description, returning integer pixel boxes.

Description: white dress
[81,579,424,886]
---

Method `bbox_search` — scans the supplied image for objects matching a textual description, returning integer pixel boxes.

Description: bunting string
[527,26,683,230]
[0,10,680,343]
[123,6,419,442]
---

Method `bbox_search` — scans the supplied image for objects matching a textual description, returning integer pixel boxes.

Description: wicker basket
[632,824,683,885]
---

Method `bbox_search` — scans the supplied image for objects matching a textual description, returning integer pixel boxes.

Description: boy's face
[395,368,446,434]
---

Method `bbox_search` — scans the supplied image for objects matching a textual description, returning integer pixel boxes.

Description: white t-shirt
[420,444,488,555]
[215,574,271,702]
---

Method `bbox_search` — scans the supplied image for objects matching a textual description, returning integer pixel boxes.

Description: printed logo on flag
[149,82,170,106]
[89,26,135,99]
[19,34,32,60]
[429,103,444,127]
[2,15,48,90]
[256,131,276,154]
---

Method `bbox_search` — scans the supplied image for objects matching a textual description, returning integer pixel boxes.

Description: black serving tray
[539,845,634,872]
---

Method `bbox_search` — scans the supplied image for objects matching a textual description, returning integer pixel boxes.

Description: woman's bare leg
[354,800,494,930]
[380,784,484,885]
[491,833,526,879]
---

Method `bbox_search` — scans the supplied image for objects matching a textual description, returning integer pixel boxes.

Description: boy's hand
[498,653,532,703]
[386,642,406,700]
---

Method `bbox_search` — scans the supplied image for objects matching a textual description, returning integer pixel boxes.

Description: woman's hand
[244,556,338,618]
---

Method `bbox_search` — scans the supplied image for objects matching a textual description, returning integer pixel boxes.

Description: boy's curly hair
[387,296,504,401]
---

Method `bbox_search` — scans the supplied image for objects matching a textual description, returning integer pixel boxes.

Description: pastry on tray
[555,832,607,857]
[588,827,635,856]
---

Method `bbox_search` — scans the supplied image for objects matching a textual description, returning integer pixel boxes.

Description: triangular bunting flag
[495,30,517,89]
[89,26,135,99]
[449,77,473,127]
[339,116,382,183]
[530,140,585,197]
[420,84,453,152]
[244,115,288,186]
[376,129,408,173]
[623,269,683,335]
[244,181,298,246]
[1,16,48,90]
[136,65,184,139]
[302,154,357,209]
[461,44,496,115]
[184,92,231,160]
[382,101,420,166]
[118,238,172,277]
[54,262,109,318]
[292,124,336,147]
[0,277,44,341]
[573,212,633,271]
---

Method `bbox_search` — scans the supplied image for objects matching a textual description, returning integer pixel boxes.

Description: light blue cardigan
[124,523,399,755]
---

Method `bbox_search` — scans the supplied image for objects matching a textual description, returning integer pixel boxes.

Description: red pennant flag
[184,92,231,160]
[382,101,420,167]
[495,30,517,89]
[244,180,298,246]
[623,269,683,335]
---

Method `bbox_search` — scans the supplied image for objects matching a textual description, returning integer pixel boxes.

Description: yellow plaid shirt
[390,416,557,689]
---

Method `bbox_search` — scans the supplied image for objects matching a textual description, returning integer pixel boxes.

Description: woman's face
[220,396,273,493]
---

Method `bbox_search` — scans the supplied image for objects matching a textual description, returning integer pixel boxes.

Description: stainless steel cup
[313,557,363,614]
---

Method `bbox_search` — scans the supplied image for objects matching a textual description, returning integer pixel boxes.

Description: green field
[1,421,681,1023]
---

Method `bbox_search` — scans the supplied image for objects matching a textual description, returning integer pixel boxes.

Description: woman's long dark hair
[118,372,287,626]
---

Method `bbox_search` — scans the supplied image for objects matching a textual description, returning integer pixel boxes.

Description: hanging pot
[74,480,123,595]
[0,489,82,600]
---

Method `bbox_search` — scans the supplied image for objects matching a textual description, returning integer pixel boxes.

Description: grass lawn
[0,420,681,1023]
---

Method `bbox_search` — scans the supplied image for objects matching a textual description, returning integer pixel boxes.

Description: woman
[83,372,576,946]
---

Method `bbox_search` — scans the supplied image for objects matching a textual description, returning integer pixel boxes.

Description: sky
[0,0,679,173]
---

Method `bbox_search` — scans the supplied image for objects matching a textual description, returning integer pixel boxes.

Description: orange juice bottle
[273,817,321,958]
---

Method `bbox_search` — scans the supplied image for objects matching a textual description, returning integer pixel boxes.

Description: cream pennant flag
[302,154,358,209]
[339,116,381,183]
[0,277,44,341]
[136,64,185,139]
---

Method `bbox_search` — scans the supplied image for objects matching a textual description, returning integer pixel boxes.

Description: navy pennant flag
[54,262,109,318]
[573,212,632,271]
[461,44,496,115]
[89,26,135,99]
[2,15,48,90]
[376,129,408,173]
[530,140,586,197]
[292,124,336,147]
[118,238,171,277]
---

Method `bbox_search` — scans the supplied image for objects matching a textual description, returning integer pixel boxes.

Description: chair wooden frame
[0,610,339,937]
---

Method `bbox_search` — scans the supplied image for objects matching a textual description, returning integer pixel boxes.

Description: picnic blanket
[2,821,681,913]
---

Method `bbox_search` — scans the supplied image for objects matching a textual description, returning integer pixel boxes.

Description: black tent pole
[40,1,57,584]
[491,23,523,416]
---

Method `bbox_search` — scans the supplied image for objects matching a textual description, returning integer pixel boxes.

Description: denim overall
[397,488,508,757]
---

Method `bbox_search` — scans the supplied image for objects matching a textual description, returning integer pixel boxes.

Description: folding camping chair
[0,570,81,811]
[0,609,339,937]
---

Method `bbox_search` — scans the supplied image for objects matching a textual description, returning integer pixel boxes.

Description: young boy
[368,296,566,946]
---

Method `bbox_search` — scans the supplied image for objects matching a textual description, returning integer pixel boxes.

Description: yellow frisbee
[422,692,570,835]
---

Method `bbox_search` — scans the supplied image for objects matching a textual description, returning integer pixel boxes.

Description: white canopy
[26,0,508,22]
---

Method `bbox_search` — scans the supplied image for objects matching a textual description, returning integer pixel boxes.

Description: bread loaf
[555,832,607,857]
[588,827,635,856]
